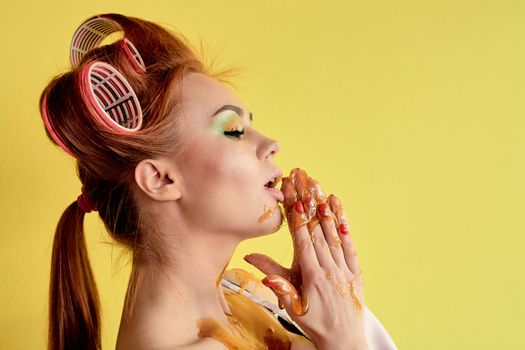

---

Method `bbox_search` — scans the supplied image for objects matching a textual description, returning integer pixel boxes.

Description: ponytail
[48,202,101,350]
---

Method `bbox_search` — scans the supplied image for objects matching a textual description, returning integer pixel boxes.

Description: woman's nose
[258,137,280,161]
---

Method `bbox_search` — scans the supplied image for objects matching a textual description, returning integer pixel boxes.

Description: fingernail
[339,223,349,235]
[317,203,331,218]
[262,277,278,289]
[294,201,305,214]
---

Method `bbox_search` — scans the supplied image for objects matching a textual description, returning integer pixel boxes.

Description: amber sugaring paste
[197,291,294,349]
[259,203,281,223]
[263,275,309,316]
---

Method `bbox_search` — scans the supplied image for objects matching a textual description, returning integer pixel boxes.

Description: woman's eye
[224,129,245,139]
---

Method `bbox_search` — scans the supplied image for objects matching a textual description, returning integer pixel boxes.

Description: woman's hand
[244,168,367,350]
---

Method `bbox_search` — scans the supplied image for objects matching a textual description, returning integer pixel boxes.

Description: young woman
[40,13,397,350]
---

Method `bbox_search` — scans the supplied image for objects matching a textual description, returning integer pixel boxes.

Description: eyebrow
[212,104,253,122]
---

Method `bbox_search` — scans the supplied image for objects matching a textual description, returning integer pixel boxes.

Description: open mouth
[264,175,282,189]
[264,174,284,202]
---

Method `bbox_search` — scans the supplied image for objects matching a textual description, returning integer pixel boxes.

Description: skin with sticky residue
[262,275,309,316]
[267,168,364,313]
[328,194,350,236]
[258,203,275,223]
[244,167,369,349]
[283,169,328,233]
[348,279,363,313]
[197,291,294,350]
[229,268,262,295]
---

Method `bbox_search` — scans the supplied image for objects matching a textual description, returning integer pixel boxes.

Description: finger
[281,177,297,219]
[308,216,338,269]
[294,170,316,219]
[244,253,289,277]
[291,200,320,274]
[317,202,347,268]
[306,176,327,204]
[296,174,338,268]
[329,194,359,275]
[283,176,319,278]
[262,274,309,316]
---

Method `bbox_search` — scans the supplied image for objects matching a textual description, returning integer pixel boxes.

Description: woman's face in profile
[175,72,283,238]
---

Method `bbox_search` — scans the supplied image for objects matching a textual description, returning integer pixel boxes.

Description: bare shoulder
[116,338,227,350]
[175,336,316,350]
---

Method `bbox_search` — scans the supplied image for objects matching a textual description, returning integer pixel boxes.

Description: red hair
[39,13,236,350]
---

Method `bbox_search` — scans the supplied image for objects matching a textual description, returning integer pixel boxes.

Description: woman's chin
[256,203,285,235]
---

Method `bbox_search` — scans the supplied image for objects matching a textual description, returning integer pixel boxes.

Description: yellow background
[1,1,524,349]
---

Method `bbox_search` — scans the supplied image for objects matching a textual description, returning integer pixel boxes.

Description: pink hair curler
[120,38,146,73]
[70,16,146,72]
[80,61,143,132]
[40,62,143,158]
[41,16,145,158]
[41,95,76,157]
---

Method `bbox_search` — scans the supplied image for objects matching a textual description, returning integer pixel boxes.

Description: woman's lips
[264,186,284,202]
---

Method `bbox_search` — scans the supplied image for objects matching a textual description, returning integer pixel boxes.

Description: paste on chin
[258,203,276,223]
[258,202,285,234]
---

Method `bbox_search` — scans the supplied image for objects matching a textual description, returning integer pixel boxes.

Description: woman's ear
[134,158,182,201]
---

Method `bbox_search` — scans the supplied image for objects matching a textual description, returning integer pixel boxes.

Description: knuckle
[295,238,311,252]
[342,239,353,250]
[343,269,356,281]
[310,231,326,247]
[328,239,342,250]
[307,218,320,233]
[309,270,326,286]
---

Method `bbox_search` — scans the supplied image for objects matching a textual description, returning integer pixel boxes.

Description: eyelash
[224,129,245,140]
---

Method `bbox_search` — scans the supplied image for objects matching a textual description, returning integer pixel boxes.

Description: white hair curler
[69,16,146,72]
[70,16,146,72]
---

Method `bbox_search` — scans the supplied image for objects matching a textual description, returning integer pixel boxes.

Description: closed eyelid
[212,106,252,126]
[224,117,243,131]
[210,110,246,138]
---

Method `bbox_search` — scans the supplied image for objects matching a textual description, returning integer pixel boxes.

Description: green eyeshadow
[211,110,243,135]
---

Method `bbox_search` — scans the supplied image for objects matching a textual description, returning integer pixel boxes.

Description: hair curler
[79,61,143,132]
[41,61,144,157]
[41,15,146,157]
[41,95,76,157]
[70,16,146,72]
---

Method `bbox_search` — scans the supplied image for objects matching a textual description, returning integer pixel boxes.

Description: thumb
[244,253,288,277]
[262,274,309,317]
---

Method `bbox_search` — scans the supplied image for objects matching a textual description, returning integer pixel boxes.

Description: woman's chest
[198,288,311,349]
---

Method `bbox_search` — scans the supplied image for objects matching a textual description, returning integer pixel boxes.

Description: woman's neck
[117,229,241,348]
